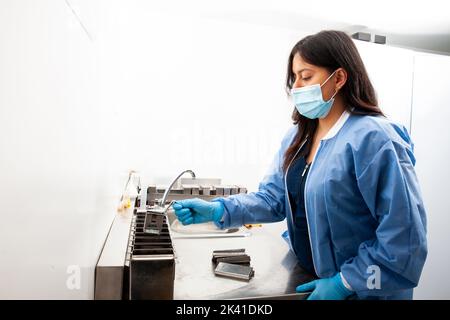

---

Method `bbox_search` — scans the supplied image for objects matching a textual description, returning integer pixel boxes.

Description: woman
[173,30,427,300]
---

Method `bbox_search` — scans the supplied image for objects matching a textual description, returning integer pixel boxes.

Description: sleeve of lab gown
[340,139,428,297]
[212,128,295,229]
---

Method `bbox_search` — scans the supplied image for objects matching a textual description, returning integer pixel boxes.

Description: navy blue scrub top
[286,155,316,276]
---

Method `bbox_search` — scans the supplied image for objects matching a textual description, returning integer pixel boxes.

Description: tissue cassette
[144,178,247,206]
[214,262,255,281]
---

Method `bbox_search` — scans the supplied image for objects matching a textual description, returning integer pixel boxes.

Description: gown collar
[321,109,351,140]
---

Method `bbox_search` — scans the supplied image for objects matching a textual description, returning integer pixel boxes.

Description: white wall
[94,1,300,190]
[355,41,414,130]
[0,0,122,299]
[410,52,450,299]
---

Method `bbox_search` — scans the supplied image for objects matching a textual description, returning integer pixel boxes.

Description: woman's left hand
[296,273,354,300]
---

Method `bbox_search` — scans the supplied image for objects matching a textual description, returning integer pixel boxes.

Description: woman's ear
[335,68,347,90]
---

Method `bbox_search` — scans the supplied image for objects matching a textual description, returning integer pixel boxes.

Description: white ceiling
[142,0,449,34]
[140,0,450,54]
[70,0,450,54]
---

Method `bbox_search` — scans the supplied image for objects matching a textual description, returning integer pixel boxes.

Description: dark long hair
[283,30,383,172]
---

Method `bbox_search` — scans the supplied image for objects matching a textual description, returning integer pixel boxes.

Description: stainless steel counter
[171,220,316,299]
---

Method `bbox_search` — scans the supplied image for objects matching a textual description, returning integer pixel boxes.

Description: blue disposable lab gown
[213,110,427,300]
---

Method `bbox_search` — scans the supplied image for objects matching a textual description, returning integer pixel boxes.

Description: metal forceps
[143,200,176,235]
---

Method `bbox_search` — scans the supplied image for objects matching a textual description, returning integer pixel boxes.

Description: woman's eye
[302,77,311,81]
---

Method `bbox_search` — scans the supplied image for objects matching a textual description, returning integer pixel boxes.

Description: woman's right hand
[173,198,224,225]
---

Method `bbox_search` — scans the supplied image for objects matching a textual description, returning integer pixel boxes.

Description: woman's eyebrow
[293,68,314,74]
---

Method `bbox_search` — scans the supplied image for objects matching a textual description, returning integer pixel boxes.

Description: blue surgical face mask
[291,70,338,119]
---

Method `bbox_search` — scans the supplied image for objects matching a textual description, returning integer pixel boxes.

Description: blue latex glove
[173,198,224,225]
[296,273,354,300]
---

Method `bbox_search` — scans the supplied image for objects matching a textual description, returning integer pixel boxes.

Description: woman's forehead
[292,53,317,73]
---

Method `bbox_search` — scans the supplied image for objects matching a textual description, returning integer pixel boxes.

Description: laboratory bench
[171,220,315,300]
[95,201,315,300]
